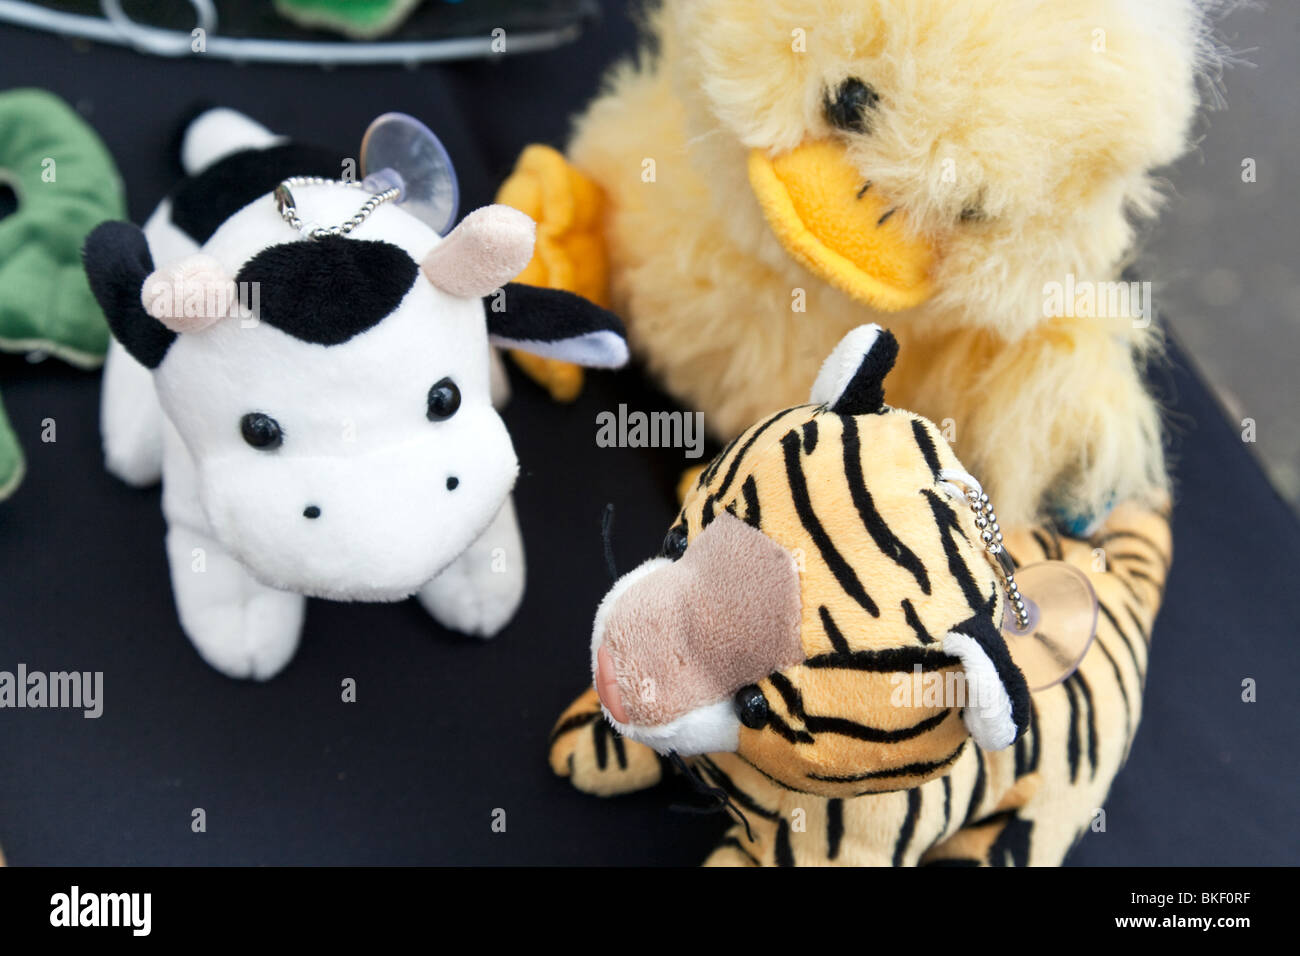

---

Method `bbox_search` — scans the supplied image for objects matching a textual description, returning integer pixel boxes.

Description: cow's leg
[158,420,304,679]
[165,522,306,680]
[417,496,525,638]
[100,339,164,487]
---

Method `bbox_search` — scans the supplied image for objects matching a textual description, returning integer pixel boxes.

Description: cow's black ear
[83,221,174,368]
[484,283,628,368]
[809,324,899,415]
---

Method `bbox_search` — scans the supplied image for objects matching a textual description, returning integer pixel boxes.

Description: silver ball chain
[962,488,1030,631]
[273,176,401,240]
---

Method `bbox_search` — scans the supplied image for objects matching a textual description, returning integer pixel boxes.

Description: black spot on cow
[169,143,345,245]
[235,236,419,346]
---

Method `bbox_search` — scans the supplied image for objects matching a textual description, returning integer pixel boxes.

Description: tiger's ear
[810,323,899,414]
[942,615,1031,750]
[83,221,176,369]
[484,283,629,368]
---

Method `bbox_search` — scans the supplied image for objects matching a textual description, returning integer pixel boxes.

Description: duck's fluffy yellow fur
[553,0,1220,526]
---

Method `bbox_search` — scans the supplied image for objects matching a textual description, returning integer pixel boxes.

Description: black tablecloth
[2,0,1296,865]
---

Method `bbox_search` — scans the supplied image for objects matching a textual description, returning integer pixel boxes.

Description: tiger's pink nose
[595,644,628,724]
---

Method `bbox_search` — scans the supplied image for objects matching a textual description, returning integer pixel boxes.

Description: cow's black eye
[426,377,461,421]
[240,412,283,450]
[661,524,688,561]
[734,685,770,729]
[824,77,880,133]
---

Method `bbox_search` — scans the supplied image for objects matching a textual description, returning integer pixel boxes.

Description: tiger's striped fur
[551,336,1169,866]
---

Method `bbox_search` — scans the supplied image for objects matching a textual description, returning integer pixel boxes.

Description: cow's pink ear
[420,205,536,298]
[141,254,236,332]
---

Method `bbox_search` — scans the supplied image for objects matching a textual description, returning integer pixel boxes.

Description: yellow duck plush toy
[498,0,1220,530]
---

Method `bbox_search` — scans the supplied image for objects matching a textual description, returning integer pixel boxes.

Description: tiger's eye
[734,685,770,729]
[661,525,688,560]
[426,377,461,421]
[240,412,283,450]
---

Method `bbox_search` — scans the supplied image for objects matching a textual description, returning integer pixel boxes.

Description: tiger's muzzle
[591,511,805,755]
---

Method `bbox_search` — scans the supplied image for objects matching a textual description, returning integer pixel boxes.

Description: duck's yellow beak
[748,141,935,311]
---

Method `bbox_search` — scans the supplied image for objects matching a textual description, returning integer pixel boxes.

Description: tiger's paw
[497,144,611,403]
[549,688,664,797]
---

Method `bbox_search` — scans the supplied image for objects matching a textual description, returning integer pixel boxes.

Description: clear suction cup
[360,112,459,235]
[1001,561,1098,691]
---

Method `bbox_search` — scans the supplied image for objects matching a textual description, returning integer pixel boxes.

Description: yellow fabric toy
[498,0,1219,529]
[550,325,1170,866]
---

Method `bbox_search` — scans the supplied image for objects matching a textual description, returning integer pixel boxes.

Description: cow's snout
[591,511,804,748]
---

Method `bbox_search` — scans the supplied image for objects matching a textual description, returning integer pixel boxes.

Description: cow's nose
[595,644,628,724]
[303,505,321,519]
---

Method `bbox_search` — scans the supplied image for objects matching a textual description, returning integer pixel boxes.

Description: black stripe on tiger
[592,718,612,771]
[770,668,952,743]
[712,406,802,498]
[902,598,935,644]
[804,644,959,672]
[548,709,600,743]
[827,798,844,860]
[802,708,954,743]
[1093,634,1133,749]
[818,605,851,655]
[700,494,716,529]
[842,415,931,594]
[922,488,985,611]
[1072,671,1098,780]
[1124,602,1151,647]
[1090,529,1170,573]
[911,418,943,478]
[1063,676,1082,783]
[741,475,761,528]
[802,419,819,454]
[783,430,879,616]
[775,819,795,866]
[893,788,923,865]
[1098,598,1145,682]
[808,739,967,784]
[965,748,987,826]
[767,671,806,718]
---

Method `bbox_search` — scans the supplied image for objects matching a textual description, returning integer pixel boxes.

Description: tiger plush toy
[550,325,1169,866]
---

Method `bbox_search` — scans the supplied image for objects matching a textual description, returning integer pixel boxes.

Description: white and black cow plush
[85,109,627,680]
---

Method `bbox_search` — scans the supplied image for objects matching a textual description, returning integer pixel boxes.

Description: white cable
[101,0,216,58]
[0,0,582,64]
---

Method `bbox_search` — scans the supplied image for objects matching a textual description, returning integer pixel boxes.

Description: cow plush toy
[85,109,628,680]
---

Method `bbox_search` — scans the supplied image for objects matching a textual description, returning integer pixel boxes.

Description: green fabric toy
[273,0,424,39]
[0,88,124,499]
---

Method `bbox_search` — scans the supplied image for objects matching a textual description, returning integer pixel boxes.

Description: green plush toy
[0,88,124,499]
[273,0,425,39]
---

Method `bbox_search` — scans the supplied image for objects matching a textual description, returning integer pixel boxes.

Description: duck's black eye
[426,377,461,421]
[661,524,688,561]
[824,77,880,133]
[240,412,283,450]
[959,204,987,224]
[734,685,770,729]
